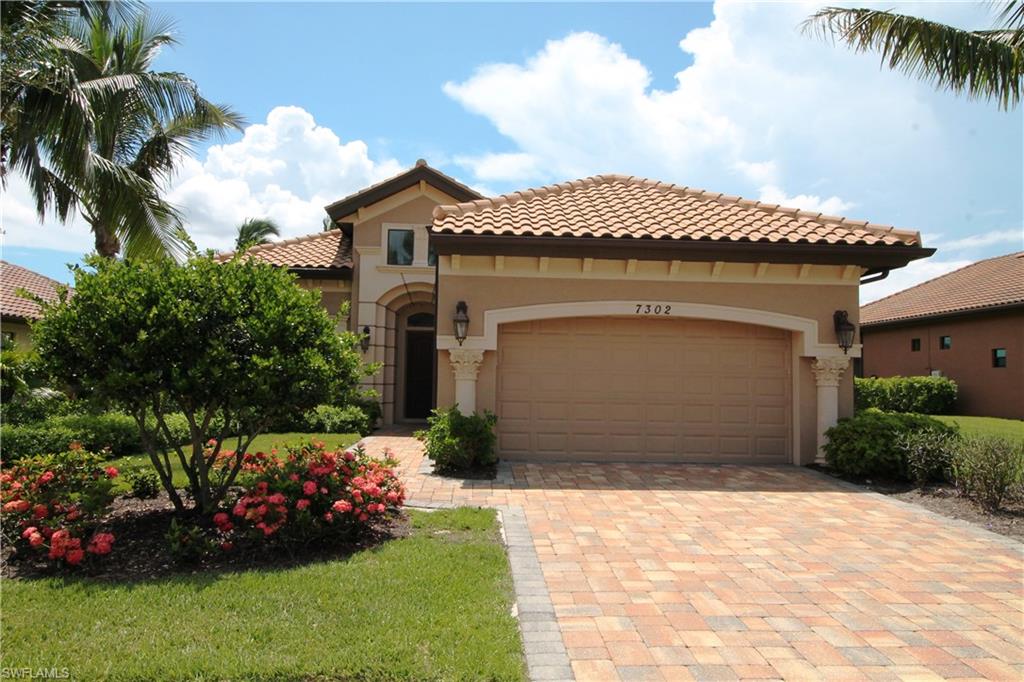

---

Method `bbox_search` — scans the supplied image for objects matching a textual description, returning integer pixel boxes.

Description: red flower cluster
[1,450,118,568]
[221,441,405,545]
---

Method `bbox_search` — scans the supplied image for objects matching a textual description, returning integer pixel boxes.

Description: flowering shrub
[1,446,118,567]
[226,441,405,545]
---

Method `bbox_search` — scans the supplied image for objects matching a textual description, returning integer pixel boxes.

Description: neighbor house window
[427,244,437,267]
[911,338,921,352]
[993,348,1007,368]
[387,229,414,265]
[939,335,952,350]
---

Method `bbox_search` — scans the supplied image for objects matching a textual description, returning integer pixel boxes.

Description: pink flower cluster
[220,441,405,544]
[1,450,118,568]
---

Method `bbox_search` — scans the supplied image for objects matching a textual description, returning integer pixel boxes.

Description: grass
[935,415,1024,443]
[107,432,361,492]
[1,508,526,681]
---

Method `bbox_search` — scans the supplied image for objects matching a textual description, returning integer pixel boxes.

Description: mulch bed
[1,492,410,582]
[816,469,1024,542]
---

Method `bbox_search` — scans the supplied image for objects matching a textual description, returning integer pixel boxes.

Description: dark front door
[404,330,434,419]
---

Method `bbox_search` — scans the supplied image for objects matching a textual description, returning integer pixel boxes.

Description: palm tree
[2,7,244,259]
[235,218,281,251]
[803,2,1024,110]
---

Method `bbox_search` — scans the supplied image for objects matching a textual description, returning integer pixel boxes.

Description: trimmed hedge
[1,412,193,460]
[824,408,959,479]
[417,406,498,474]
[854,376,957,414]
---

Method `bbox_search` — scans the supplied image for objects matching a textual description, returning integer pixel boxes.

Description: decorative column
[811,356,850,464]
[448,348,484,413]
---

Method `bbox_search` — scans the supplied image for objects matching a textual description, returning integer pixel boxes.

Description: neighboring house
[224,160,931,464]
[860,252,1024,419]
[0,261,69,348]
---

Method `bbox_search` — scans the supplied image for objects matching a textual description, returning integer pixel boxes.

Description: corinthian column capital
[449,348,484,381]
[811,356,850,388]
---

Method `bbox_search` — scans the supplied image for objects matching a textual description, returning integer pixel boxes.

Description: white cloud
[756,184,853,216]
[861,258,973,304]
[1,175,94,253]
[1,106,404,254]
[932,228,1023,252]
[454,152,543,183]
[167,106,403,251]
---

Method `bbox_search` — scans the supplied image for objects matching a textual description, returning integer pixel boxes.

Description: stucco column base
[811,356,850,465]
[449,348,485,413]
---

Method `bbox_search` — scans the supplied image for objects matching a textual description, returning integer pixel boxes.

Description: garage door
[496,317,791,463]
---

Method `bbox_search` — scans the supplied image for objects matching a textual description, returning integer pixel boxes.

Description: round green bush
[854,376,957,414]
[824,409,959,479]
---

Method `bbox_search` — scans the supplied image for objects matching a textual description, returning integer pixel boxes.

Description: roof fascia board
[430,233,935,269]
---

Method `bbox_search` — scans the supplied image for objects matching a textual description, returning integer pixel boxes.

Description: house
[0,261,68,349]
[860,252,1024,419]
[225,160,932,464]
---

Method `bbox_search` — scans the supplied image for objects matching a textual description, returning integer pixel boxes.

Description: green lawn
[935,415,1024,442]
[107,431,361,491]
[1,508,526,681]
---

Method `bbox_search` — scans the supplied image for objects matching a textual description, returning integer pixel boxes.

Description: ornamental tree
[34,255,364,514]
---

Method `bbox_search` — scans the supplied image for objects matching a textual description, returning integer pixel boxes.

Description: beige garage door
[497,317,791,463]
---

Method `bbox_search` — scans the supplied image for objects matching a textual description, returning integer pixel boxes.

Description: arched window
[407,312,435,328]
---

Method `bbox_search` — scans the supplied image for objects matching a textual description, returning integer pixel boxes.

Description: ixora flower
[302,480,317,496]
[3,499,30,513]
[87,532,115,555]
[105,466,119,478]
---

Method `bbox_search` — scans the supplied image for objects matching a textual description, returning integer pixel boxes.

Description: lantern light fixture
[453,301,469,346]
[360,325,371,353]
[833,310,855,354]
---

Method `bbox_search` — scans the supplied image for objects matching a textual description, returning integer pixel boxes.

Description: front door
[404,329,434,419]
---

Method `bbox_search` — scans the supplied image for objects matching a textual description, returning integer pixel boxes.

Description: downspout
[860,268,890,285]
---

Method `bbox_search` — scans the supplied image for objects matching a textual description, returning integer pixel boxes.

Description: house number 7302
[635,304,672,315]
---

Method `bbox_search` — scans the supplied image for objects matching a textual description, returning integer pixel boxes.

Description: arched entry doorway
[396,303,435,420]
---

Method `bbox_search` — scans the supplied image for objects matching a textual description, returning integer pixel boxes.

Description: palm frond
[803,6,1024,109]
[236,218,281,251]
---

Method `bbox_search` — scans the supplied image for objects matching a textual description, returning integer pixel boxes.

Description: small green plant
[126,470,161,499]
[302,403,375,436]
[897,429,960,486]
[165,519,213,563]
[417,406,498,475]
[950,437,1024,511]
[854,376,957,414]
[823,409,958,479]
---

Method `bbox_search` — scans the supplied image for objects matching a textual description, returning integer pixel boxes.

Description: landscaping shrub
[1,412,137,458]
[897,429,961,486]
[823,409,958,479]
[165,441,405,560]
[950,436,1024,511]
[1,445,118,567]
[302,404,374,436]
[418,406,498,474]
[227,441,404,544]
[0,388,76,426]
[126,470,161,499]
[33,255,366,514]
[854,376,957,414]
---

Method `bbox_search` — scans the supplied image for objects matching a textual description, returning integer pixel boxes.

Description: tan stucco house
[0,261,68,349]
[226,161,932,465]
[860,252,1024,419]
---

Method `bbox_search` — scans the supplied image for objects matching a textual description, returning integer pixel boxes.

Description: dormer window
[387,229,414,265]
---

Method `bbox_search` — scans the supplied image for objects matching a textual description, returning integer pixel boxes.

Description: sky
[2,1,1022,304]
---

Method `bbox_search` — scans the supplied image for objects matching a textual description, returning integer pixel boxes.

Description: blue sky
[2,1,1021,302]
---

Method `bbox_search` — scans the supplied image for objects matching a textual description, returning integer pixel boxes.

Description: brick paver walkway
[363,432,1023,681]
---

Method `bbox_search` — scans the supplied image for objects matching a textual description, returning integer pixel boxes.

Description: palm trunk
[92,221,121,258]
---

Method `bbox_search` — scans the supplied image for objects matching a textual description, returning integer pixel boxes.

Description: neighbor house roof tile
[861,251,1024,326]
[431,174,922,247]
[214,230,352,270]
[1,261,69,321]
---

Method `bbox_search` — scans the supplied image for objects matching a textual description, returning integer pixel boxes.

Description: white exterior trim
[437,300,860,358]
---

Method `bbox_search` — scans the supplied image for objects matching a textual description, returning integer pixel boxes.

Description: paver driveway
[363,432,1023,681]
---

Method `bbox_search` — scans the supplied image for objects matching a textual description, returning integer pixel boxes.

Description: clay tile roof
[431,174,923,247]
[324,159,482,222]
[861,251,1024,326]
[214,230,352,270]
[1,261,69,321]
